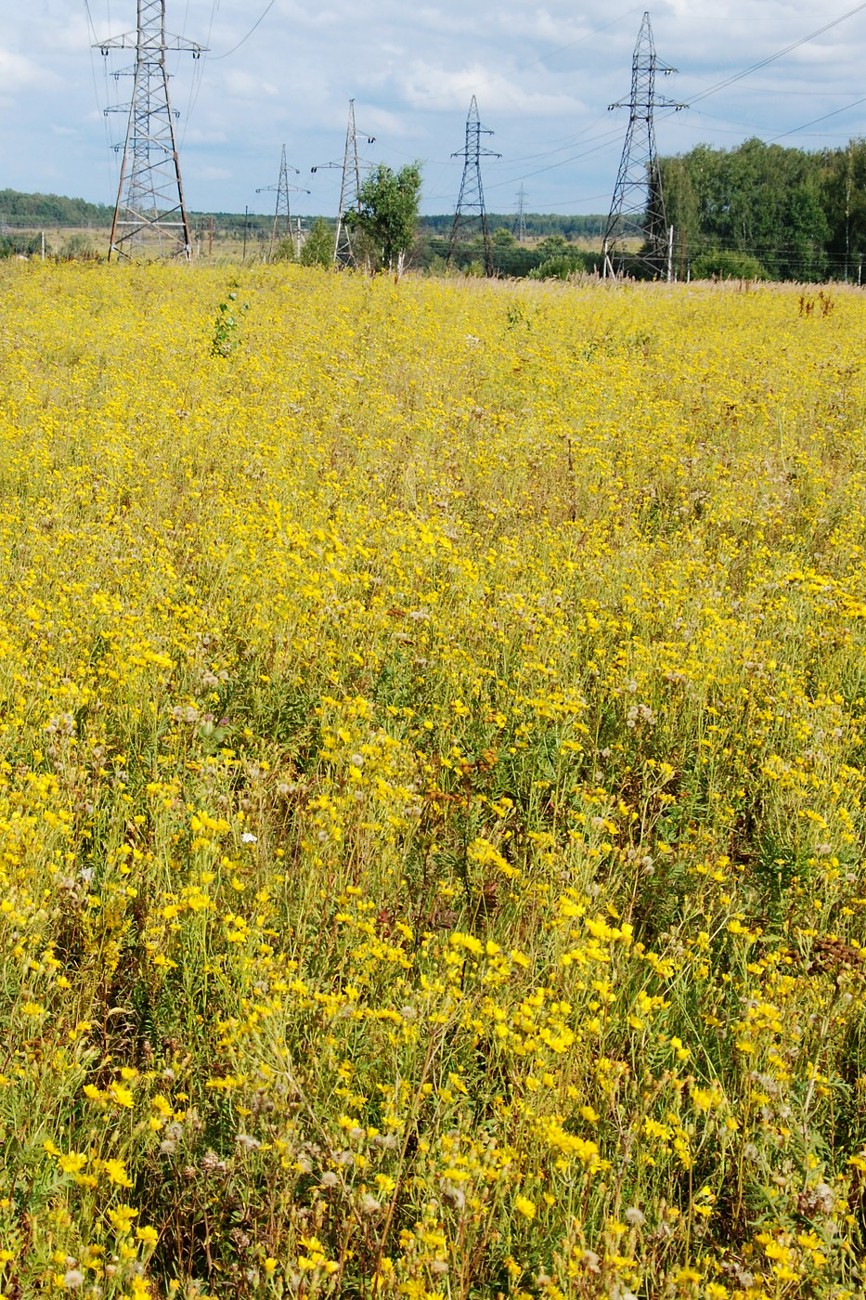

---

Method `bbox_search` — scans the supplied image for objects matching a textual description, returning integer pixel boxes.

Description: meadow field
[1,264,866,1299]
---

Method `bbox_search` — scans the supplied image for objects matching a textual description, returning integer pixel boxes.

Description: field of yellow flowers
[1,264,866,1300]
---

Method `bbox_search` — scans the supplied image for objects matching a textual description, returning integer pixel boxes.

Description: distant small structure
[514,186,528,244]
[257,146,310,259]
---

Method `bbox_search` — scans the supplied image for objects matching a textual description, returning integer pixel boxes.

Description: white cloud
[223,70,279,99]
[0,47,60,93]
[356,105,419,140]
[195,165,233,181]
[396,59,579,115]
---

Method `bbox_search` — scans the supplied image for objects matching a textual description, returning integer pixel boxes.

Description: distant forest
[0,190,601,241]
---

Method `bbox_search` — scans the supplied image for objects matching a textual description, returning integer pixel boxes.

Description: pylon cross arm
[97,31,206,52]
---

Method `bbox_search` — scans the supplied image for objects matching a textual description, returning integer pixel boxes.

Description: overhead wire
[196,0,645,215]
[767,94,866,143]
[491,113,616,171]
[421,125,626,205]
[210,0,278,60]
[678,0,866,110]
[83,0,120,198]
[417,14,651,207]
[485,127,626,192]
[639,8,866,238]
[406,3,645,104]
[493,0,866,201]
[178,0,219,151]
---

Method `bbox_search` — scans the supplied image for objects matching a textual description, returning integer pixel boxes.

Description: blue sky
[2,0,866,217]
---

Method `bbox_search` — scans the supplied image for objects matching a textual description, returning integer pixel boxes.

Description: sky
[2,0,866,219]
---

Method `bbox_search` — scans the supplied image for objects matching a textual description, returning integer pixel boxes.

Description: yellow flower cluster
[0,263,865,1298]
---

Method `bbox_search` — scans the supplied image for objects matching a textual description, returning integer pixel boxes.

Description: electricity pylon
[448,97,500,277]
[514,185,528,243]
[311,100,376,267]
[601,11,684,279]
[96,0,205,261]
[256,145,310,258]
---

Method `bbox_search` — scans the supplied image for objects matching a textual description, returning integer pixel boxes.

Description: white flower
[235,1133,261,1152]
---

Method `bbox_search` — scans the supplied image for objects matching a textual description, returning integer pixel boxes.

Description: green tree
[299,217,334,268]
[656,155,701,278]
[535,234,570,258]
[820,140,866,280]
[347,162,422,275]
[660,139,833,281]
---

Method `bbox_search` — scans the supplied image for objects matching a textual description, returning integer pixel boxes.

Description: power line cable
[491,4,645,90]
[739,87,864,96]
[407,5,645,104]
[179,0,219,149]
[83,0,119,197]
[495,114,615,169]
[211,0,277,60]
[493,0,866,197]
[486,126,627,190]
[677,0,866,109]
[767,94,866,142]
[175,3,642,210]
[422,126,626,204]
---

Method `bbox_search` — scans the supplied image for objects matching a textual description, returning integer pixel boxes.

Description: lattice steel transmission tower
[311,101,376,267]
[97,1,204,261]
[514,185,528,243]
[257,145,310,258]
[447,97,500,277]
[601,11,684,279]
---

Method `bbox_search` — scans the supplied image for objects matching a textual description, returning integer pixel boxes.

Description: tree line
[0,188,113,227]
[655,137,866,282]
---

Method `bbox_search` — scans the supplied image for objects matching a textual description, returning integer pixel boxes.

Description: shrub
[691,248,768,281]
